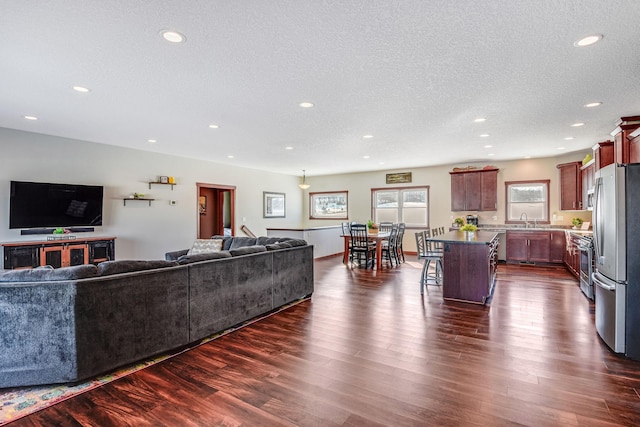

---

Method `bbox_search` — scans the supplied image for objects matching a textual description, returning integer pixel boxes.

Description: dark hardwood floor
[12,256,640,426]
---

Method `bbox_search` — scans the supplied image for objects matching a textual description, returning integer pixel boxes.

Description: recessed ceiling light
[584,102,602,108]
[363,135,373,139]
[557,146,565,150]
[147,139,157,143]
[161,30,186,43]
[574,34,602,47]
[480,134,490,138]
[474,118,486,123]
[571,122,585,127]
[524,156,531,159]
[379,162,385,165]
[488,153,495,156]
[285,146,293,150]
[227,155,234,159]
[299,102,314,108]
[484,145,493,148]
[73,86,90,93]
[24,115,38,120]
[208,124,219,129]
[363,155,370,159]
[564,136,575,140]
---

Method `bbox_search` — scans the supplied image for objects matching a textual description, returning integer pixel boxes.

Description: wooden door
[197,183,235,238]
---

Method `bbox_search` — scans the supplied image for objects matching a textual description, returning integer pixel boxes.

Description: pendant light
[299,170,310,190]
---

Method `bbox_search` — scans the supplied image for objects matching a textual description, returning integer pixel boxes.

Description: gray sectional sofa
[0,236,313,388]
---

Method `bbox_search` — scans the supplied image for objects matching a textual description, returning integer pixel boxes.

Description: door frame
[196,183,235,237]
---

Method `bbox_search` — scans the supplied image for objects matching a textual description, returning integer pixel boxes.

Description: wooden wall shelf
[148,182,175,190]
[123,198,155,206]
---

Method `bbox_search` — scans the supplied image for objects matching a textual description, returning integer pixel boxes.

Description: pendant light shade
[299,169,310,190]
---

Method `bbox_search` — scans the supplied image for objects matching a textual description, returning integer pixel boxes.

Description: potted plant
[572,217,583,229]
[460,223,477,239]
[366,220,378,233]
[453,217,465,228]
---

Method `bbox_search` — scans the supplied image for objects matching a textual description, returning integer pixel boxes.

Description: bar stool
[417,229,443,294]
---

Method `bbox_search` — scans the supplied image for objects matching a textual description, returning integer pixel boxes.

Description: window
[505,180,550,223]
[371,186,429,227]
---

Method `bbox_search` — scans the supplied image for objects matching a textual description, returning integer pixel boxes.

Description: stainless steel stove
[577,234,594,300]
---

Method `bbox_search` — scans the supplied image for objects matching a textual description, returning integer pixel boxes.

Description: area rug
[0,297,309,425]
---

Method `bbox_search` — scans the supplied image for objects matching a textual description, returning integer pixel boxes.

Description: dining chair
[381,223,399,267]
[416,230,443,294]
[378,221,393,233]
[342,222,353,262]
[349,223,376,268]
[395,223,406,263]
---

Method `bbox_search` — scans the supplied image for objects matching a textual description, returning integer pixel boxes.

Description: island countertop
[428,230,500,245]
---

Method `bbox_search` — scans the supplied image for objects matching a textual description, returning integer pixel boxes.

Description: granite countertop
[429,230,499,245]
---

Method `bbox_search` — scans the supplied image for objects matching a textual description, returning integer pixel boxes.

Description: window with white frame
[505,180,550,223]
[371,186,429,227]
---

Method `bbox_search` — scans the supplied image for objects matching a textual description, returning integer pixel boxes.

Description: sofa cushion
[285,239,308,247]
[0,264,98,282]
[229,245,267,257]
[187,239,224,255]
[229,237,257,249]
[97,260,178,276]
[211,235,234,250]
[177,251,232,264]
[256,236,282,245]
[265,242,293,251]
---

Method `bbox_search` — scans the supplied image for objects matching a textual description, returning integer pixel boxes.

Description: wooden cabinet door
[464,173,482,211]
[480,169,498,211]
[528,232,550,262]
[549,231,565,263]
[581,162,594,209]
[450,173,466,211]
[506,232,529,262]
[40,246,64,268]
[557,162,581,210]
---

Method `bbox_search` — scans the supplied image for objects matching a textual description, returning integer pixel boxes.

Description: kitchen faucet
[520,212,529,228]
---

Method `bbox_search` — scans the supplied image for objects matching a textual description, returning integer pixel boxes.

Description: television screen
[9,181,104,229]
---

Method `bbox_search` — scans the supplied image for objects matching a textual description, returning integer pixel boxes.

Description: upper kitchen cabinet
[581,159,595,210]
[611,115,640,164]
[557,161,582,211]
[450,168,498,211]
[593,140,614,171]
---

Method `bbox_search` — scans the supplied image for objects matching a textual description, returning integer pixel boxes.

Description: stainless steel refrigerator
[593,163,640,359]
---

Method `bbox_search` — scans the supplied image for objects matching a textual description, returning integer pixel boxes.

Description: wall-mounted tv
[9,181,104,229]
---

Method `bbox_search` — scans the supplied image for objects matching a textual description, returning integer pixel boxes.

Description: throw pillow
[188,239,223,255]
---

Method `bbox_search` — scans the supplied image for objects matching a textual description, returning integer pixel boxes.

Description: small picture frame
[263,192,286,218]
[159,176,169,184]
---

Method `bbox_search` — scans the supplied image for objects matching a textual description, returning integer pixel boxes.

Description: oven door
[579,243,594,300]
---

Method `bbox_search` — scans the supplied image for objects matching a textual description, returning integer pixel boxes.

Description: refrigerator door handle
[593,176,603,262]
[593,272,616,291]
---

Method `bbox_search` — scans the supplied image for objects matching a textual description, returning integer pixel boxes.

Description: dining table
[341,231,391,269]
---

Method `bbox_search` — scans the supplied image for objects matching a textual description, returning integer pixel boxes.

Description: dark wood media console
[2,237,116,269]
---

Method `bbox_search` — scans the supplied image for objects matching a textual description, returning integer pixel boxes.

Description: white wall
[0,128,304,266]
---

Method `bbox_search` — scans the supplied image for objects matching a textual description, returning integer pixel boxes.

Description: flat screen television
[9,181,104,229]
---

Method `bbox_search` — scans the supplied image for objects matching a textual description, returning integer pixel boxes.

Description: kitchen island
[428,230,499,304]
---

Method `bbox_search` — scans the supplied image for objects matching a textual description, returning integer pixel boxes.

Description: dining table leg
[343,236,349,264]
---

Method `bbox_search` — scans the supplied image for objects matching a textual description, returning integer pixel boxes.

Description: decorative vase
[464,231,475,240]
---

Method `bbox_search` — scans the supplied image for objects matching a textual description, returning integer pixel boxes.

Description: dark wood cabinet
[581,160,595,210]
[450,168,498,211]
[564,233,581,278]
[441,234,499,304]
[593,140,614,171]
[611,116,640,164]
[549,231,566,263]
[506,230,565,264]
[2,237,116,269]
[557,161,582,211]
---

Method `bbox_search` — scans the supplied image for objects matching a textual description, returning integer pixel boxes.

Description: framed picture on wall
[309,191,348,220]
[263,191,285,218]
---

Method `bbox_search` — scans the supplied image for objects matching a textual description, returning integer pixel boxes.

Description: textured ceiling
[1,1,639,177]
